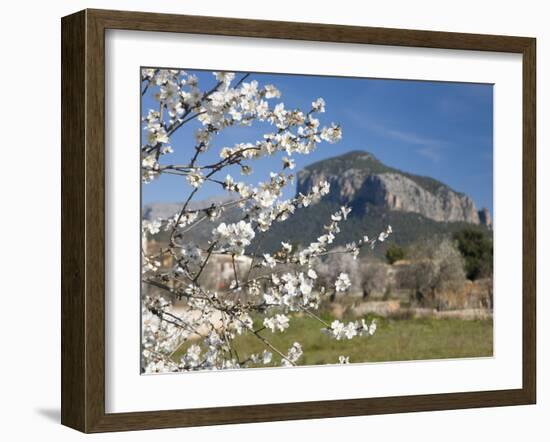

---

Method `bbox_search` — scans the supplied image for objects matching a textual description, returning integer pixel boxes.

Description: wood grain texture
[61,10,86,431]
[61,8,537,433]
[522,38,536,403]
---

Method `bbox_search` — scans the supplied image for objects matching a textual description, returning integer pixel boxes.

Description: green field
[171,315,493,367]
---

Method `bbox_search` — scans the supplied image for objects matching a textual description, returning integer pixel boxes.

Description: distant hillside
[255,201,490,256]
[142,195,235,221]
[143,150,492,252]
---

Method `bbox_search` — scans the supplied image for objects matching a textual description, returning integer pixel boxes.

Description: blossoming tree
[141,69,391,373]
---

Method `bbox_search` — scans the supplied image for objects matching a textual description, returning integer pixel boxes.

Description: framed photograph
[61,9,536,433]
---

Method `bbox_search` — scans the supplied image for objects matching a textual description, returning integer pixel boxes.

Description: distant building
[205,254,253,290]
[143,238,252,291]
[142,239,174,268]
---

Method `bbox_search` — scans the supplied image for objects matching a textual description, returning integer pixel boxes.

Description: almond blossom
[140,69,391,373]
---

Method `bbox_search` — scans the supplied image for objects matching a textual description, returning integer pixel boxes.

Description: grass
[171,314,493,367]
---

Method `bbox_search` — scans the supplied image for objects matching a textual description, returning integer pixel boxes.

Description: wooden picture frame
[61,8,536,433]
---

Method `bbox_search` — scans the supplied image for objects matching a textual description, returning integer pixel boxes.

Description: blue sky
[142,70,493,214]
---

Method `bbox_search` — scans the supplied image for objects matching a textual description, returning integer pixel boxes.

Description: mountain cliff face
[297,151,490,226]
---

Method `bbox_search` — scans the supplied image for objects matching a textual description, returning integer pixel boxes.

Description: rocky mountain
[297,150,491,227]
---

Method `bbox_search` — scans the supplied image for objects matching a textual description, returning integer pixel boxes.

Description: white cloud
[345,110,448,163]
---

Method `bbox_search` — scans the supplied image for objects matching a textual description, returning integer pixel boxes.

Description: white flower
[142,310,160,334]
[284,342,303,365]
[335,273,351,292]
[233,313,254,335]
[263,253,277,268]
[195,128,211,146]
[299,275,313,297]
[145,360,176,374]
[329,320,345,340]
[213,221,256,255]
[338,355,350,364]
[160,81,179,102]
[182,344,202,368]
[281,242,293,253]
[219,147,232,159]
[346,242,359,259]
[307,268,317,279]
[360,318,377,336]
[248,280,261,296]
[262,350,273,364]
[207,90,228,109]
[263,287,280,305]
[186,74,199,87]
[369,319,377,335]
[256,100,269,119]
[229,107,242,121]
[147,127,170,145]
[224,174,236,191]
[320,124,342,143]
[236,182,252,198]
[298,193,312,207]
[255,189,277,208]
[241,80,259,98]
[344,323,358,339]
[378,225,393,242]
[341,206,352,220]
[263,314,290,333]
[312,97,326,112]
[325,320,358,340]
[273,103,286,122]
[319,181,331,195]
[206,331,223,347]
[282,156,295,170]
[187,169,205,188]
[264,84,281,99]
[179,243,202,266]
[142,154,157,169]
[143,219,162,235]
[311,180,331,197]
[240,165,252,176]
[214,71,235,84]
[141,68,156,80]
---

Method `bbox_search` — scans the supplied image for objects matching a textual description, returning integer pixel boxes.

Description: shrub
[396,238,466,307]
[452,228,493,280]
[385,243,406,264]
[360,260,388,299]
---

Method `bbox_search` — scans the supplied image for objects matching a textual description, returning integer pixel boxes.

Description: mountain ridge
[143,150,492,252]
[297,150,491,227]
[300,150,460,196]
